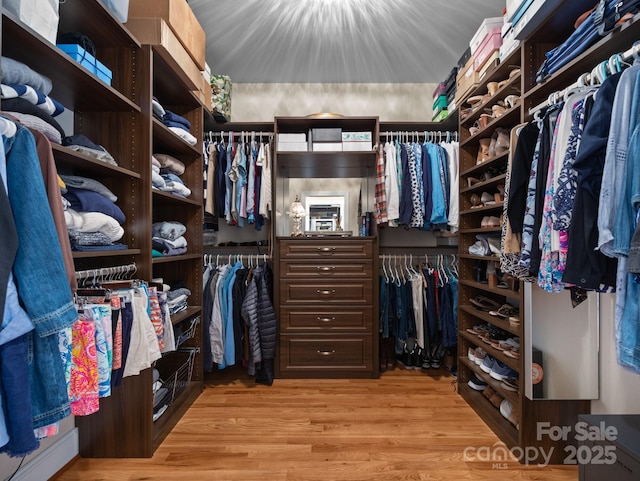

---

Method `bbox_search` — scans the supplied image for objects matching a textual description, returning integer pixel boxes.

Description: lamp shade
[287,196,306,217]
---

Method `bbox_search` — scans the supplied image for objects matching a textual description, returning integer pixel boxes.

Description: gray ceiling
[188,0,506,84]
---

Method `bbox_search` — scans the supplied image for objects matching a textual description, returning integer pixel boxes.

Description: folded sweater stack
[152,153,191,197]
[60,174,127,251]
[152,96,196,145]
[1,57,66,143]
[152,220,187,257]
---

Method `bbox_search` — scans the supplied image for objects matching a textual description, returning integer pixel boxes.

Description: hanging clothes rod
[203,253,270,266]
[379,130,458,142]
[74,263,137,282]
[528,41,640,116]
[205,131,274,138]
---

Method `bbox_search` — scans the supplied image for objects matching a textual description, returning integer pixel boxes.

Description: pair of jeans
[5,125,76,428]
[536,0,640,82]
[379,277,390,338]
[0,334,39,457]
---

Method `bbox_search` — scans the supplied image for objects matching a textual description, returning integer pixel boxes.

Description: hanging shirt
[384,141,399,223]
[247,139,258,223]
[258,142,272,219]
[374,143,388,224]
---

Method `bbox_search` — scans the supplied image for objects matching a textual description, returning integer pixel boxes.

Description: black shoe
[410,347,422,370]
[468,373,488,391]
[396,342,412,369]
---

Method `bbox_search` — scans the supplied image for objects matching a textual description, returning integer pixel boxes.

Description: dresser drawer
[280,280,372,304]
[279,261,372,279]
[280,307,372,332]
[279,336,372,370]
[280,239,373,259]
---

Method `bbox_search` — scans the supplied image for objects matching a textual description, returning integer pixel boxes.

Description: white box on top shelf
[469,17,504,54]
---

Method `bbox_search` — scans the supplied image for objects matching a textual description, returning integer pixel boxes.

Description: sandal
[489,304,518,319]
[467,176,482,187]
[470,295,501,311]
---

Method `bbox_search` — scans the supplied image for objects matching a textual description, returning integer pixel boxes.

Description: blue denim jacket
[4,124,76,427]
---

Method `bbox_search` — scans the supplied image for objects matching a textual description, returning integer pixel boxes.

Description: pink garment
[70,315,99,416]
[111,295,123,370]
[148,287,165,352]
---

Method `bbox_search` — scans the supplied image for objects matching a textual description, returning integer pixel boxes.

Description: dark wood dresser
[276,237,377,378]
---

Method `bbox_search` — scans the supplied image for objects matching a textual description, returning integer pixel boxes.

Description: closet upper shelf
[276,116,378,132]
[2,11,139,112]
[524,13,640,111]
[380,111,459,134]
[152,47,201,108]
[153,118,201,155]
[58,0,141,48]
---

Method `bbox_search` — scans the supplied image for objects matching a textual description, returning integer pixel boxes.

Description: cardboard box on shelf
[125,17,201,91]
[127,0,206,69]
[455,56,479,105]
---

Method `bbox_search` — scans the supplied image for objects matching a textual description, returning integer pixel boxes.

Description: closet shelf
[72,249,141,259]
[460,174,507,194]
[277,151,376,178]
[459,304,521,337]
[152,190,203,207]
[2,11,140,113]
[152,119,201,156]
[459,330,520,372]
[523,12,640,110]
[52,144,142,179]
[459,357,520,406]
[458,279,520,300]
[459,153,508,177]
[460,203,504,215]
[379,111,459,135]
[152,253,202,264]
[458,254,500,262]
[460,74,521,127]
[171,306,202,326]
[459,384,519,446]
[460,106,520,147]
[471,47,522,101]
[458,227,502,234]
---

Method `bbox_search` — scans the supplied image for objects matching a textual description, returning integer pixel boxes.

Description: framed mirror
[302,192,349,234]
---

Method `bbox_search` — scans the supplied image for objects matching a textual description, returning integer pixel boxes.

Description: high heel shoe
[492,104,507,118]
[487,81,499,96]
[477,138,492,164]
[470,193,482,208]
[504,94,520,109]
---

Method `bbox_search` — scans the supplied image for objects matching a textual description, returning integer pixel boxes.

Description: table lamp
[287,195,306,237]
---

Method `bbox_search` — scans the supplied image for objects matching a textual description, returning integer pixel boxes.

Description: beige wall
[230,82,437,122]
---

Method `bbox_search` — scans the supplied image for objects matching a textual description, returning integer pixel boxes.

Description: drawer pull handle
[317,247,336,253]
[317,317,336,322]
[317,266,335,273]
[317,289,335,295]
[317,350,335,356]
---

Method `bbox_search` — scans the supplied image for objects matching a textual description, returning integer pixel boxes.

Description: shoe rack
[457,46,525,452]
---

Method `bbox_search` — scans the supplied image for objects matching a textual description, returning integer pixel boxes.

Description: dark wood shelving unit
[13,1,207,459]
[455,2,615,464]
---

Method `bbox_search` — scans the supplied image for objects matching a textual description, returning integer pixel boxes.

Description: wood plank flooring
[54,367,578,481]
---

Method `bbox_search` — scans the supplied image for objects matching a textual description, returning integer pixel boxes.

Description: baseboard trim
[13,428,78,481]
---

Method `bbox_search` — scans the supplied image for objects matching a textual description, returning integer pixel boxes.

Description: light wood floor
[55,367,578,481]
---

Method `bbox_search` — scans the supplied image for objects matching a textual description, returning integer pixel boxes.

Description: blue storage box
[57,43,112,86]
[95,60,113,85]
[58,43,96,71]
